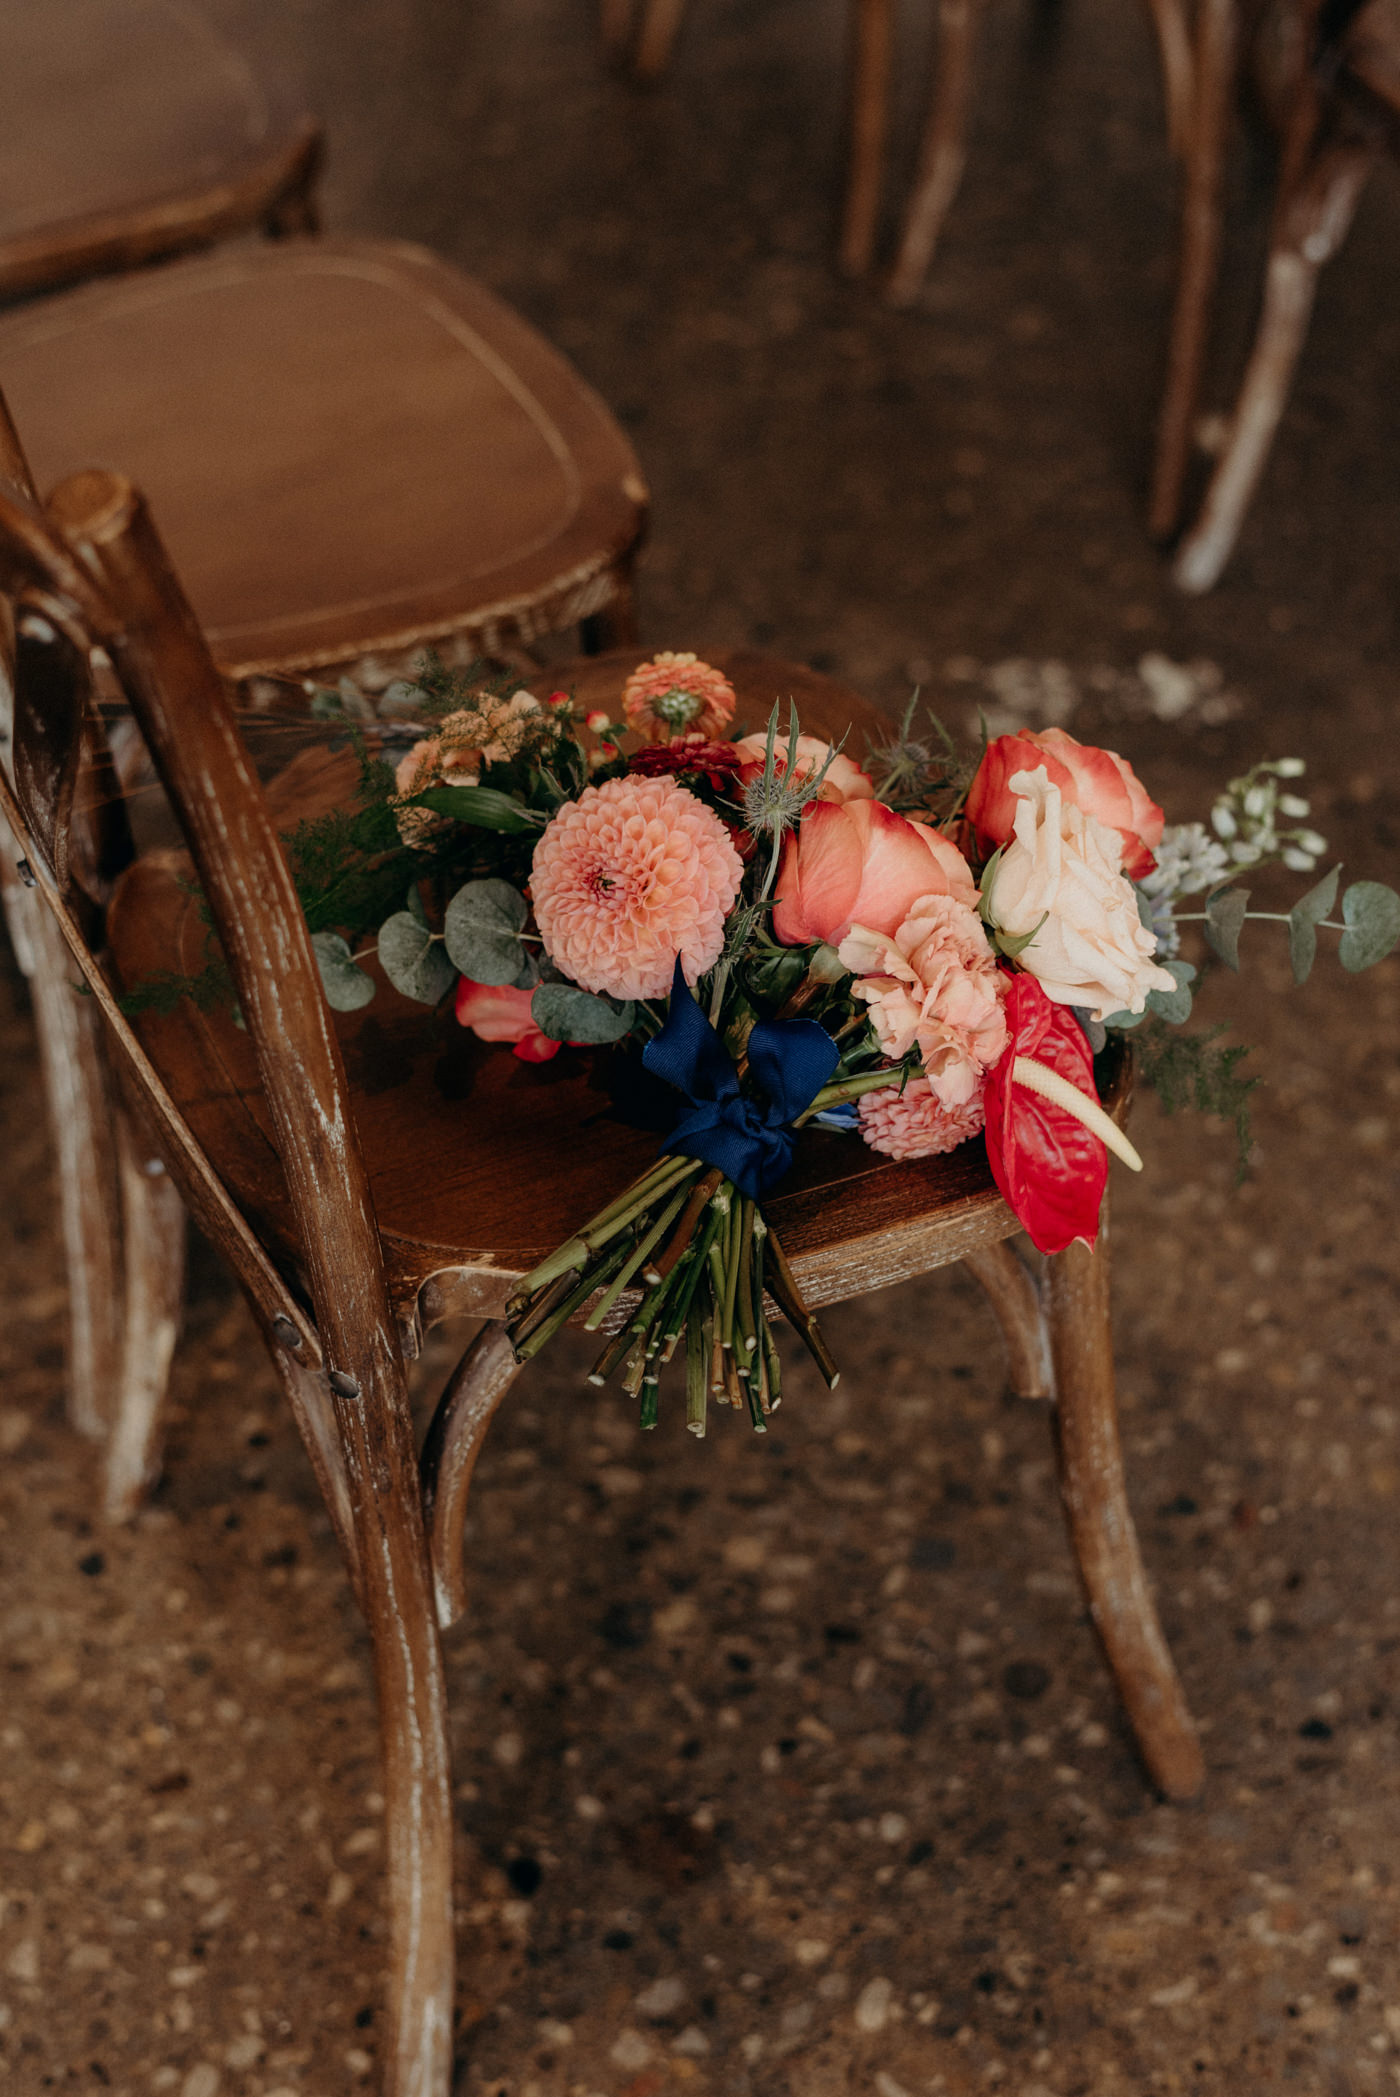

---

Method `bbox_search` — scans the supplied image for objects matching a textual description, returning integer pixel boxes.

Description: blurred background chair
[1154,0,1400,589]
[0,0,322,301]
[0,461,1202,2091]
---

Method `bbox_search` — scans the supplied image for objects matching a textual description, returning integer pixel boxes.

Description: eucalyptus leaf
[443,879,529,985]
[531,982,635,1045]
[511,954,542,991]
[1204,884,1249,970]
[1145,959,1196,1025]
[377,913,457,1005]
[311,932,376,1012]
[1100,1005,1147,1031]
[1286,863,1340,985]
[1338,880,1400,973]
[410,784,539,834]
[405,883,429,928]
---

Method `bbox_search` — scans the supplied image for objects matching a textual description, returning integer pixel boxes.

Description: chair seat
[0,0,318,298]
[105,651,1018,1338]
[0,239,647,676]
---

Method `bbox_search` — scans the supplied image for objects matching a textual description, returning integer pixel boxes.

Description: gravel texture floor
[2,3,1399,2095]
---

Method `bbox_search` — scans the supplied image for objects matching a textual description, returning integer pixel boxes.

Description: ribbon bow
[642,959,839,1201]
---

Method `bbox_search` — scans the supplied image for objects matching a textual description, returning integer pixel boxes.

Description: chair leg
[343,1382,456,2097]
[420,1321,524,1630]
[963,1237,1052,1400]
[1143,0,1196,161]
[262,125,325,239]
[1148,0,1239,540]
[1173,139,1373,593]
[634,0,687,79]
[103,1114,186,1523]
[3,868,123,1438]
[886,0,987,306]
[1045,1206,1204,1800]
[839,0,895,277]
[600,0,637,63]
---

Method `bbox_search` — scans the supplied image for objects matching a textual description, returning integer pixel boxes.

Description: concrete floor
[2,2,1399,2093]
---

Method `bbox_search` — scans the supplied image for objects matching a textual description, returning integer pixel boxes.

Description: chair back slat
[43,468,402,1401]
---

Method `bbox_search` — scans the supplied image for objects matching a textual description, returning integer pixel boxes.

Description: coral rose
[454,978,560,1063]
[621,652,737,742]
[838,894,1007,1109]
[772,798,976,947]
[966,726,1164,879]
[530,774,743,1002]
[986,767,1177,1022]
[857,1077,986,1160]
[731,733,875,806]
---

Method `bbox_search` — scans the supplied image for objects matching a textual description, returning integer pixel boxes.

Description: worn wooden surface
[0,0,321,299]
[0,239,647,678]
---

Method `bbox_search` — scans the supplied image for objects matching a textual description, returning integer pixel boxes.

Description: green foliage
[1133,1017,1258,1176]
[1287,865,1340,985]
[311,933,376,1012]
[442,880,530,985]
[1204,884,1249,970]
[377,914,456,1005]
[531,982,635,1044]
[117,958,234,1018]
[867,690,968,812]
[1338,880,1400,973]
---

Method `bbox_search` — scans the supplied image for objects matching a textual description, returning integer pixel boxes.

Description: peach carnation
[839,894,1007,1109]
[858,1076,987,1160]
[530,774,743,1001]
[732,731,875,806]
[621,652,737,742]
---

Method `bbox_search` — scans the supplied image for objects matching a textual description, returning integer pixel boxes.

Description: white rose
[987,766,1177,1022]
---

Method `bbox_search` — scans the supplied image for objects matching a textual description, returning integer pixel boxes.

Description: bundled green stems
[505,1138,853,1436]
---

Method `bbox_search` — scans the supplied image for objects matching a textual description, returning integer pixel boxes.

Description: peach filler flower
[838,894,1008,1109]
[530,774,744,1002]
[857,1076,988,1160]
[621,652,738,742]
[391,690,543,843]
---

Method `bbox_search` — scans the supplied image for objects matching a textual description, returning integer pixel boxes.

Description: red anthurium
[454,978,561,1063]
[982,974,1107,1254]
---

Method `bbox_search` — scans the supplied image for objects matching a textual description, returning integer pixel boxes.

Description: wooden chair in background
[0,458,1201,2094]
[0,236,647,1480]
[1152,0,1400,589]
[0,0,321,301]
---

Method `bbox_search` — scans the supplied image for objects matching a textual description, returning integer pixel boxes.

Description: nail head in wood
[270,1314,303,1351]
[328,1368,361,1399]
[15,858,35,887]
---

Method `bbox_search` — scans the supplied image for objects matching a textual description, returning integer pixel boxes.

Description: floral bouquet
[281,650,1398,1435]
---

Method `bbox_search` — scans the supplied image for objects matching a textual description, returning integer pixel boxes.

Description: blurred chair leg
[580,564,640,653]
[103,1113,185,1522]
[887,0,987,306]
[2,863,123,1439]
[634,0,687,78]
[1173,137,1372,592]
[262,122,325,238]
[1046,1201,1205,1800]
[1144,0,1196,159]
[600,0,638,64]
[420,1321,524,1630]
[1148,0,1239,540]
[840,0,895,276]
[963,1237,1052,1400]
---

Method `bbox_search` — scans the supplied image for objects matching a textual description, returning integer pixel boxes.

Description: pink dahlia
[530,774,743,1001]
[857,1077,987,1161]
[621,652,737,742]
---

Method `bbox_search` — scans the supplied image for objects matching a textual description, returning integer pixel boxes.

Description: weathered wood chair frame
[0,455,1202,2096]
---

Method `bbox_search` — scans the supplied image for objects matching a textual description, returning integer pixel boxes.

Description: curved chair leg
[840,0,895,277]
[1148,0,1239,539]
[886,0,986,306]
[601,0,638,64]
[963,1237,1052,1399]
[1144,0,1196,160]
[1045,1205,1204,1800]
[420,1321,524,1630]
[2,866,123,1438]
[103,1113,186,1522]
[1173,138,1373,593]
[634,0,686,78]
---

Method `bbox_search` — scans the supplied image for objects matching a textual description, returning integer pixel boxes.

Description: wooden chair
[0,457,1201,2095]
[1152,0,1400,590]
[0,0,321,301]
[0,238,647,1467]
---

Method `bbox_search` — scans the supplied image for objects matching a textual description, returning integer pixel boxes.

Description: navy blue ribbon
[641,958,839,1201]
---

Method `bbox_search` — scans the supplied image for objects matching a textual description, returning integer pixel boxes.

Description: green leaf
[1286,864,1339,985]
[1134,1017,1258,1177]
[531,982,635,1044]
[1145,959,1195,1025]
[442,879,529,986]
[976,847,1002,924]
[409,784,540,834]
[405,883,429,928]
[1100,1004,1148,1031]
[993,911,1047,961]
[376,914,456,1005]
[1338,881,1400,973]
[311,932,376,1012]
[1204,884,1249,970]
